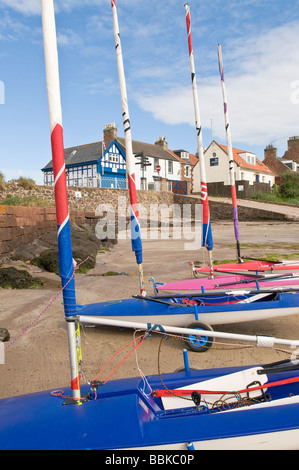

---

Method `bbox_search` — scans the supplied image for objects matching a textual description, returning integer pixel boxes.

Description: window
[109,154,119,163]
[168,161,173,174]
[45,172,54,185]
[154,158,159,171]
[185,165,190,177]
[181,151,189,159]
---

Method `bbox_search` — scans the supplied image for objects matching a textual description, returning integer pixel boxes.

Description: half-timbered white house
[42,123,188,193]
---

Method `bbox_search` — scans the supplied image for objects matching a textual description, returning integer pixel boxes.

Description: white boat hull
[84,306,299,327]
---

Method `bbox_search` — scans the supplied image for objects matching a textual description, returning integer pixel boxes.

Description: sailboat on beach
[158,5,299,293]
[69,1,299,335]
[2,0,299,450]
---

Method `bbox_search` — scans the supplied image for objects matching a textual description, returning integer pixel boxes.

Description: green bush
[16,177,36,190]
[280,173,299,199]
[0,171,5,191]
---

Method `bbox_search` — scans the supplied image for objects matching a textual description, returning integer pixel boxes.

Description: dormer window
[181,151,189,159]
[239,152,256,165]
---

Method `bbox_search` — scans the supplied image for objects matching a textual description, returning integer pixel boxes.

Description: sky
[0,0,299,184]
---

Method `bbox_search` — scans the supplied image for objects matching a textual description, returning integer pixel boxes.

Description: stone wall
[0,184,175,213]
[173,195,286,222]
[0,185,288,257]
[0,205,96,257]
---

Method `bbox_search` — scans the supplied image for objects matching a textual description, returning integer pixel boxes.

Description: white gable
[101,143,126,170]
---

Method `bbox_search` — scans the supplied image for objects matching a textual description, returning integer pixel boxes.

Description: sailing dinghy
[186,17,299,278]
[75,289,299,342]
[3,0,299,451]
[65,1,299,342]
[193,259,299,275]
[166,35,299,287]
[157,272,299,294]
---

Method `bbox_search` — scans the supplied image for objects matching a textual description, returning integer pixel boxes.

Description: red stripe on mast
[185,10,193,56]
[51,123,68,227]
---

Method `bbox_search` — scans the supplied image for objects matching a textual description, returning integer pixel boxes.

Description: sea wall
[0,186,287,257]
[0,205,97,257]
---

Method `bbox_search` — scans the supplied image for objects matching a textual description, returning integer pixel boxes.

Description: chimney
[155,136,168,150]
[103,123,117,142]
[288,136,299,151]
[264,144,277,162]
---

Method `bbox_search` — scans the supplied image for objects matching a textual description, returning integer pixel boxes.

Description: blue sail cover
[130,208,143,265]
[202,220,213,251]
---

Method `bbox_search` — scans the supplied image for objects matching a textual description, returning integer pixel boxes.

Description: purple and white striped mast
[41,0,81,402]
[184,3,214,277]
[217,44,242,262]
[111,0,145,295]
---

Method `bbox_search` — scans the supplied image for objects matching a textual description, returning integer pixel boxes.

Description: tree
[280,172,299,199]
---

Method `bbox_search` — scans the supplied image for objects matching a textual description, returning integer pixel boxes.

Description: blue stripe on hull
[1,365,299,449]
[75,292,299,319]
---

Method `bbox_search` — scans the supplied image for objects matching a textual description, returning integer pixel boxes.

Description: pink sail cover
[158,273,299,292]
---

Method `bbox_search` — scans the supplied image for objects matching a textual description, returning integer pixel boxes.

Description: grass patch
[1,194,54,207]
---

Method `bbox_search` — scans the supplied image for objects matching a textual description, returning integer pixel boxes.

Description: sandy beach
[1,220,299,400]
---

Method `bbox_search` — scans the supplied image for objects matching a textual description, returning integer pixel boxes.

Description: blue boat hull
[1,364,299,450]
[75,292,299,326]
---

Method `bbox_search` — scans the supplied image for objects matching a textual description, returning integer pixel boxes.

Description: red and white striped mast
[41,0,81,402]
[184,3,214,277]
[111,0,145,295]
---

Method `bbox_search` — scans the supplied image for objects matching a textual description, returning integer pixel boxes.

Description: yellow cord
[74,322,83,406]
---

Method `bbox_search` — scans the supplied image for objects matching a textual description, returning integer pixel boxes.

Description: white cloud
[0,0,40,15]
[135,20,299,151]
[57,29,82,47]
[0,0,103,16]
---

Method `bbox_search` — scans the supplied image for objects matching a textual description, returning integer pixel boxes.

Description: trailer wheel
[184,322,214,353]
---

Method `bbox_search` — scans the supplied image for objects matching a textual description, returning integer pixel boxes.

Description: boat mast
[41,0,81,401]
[111,0,145,295]
[217,44,242,263]
[184,4,214,277]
